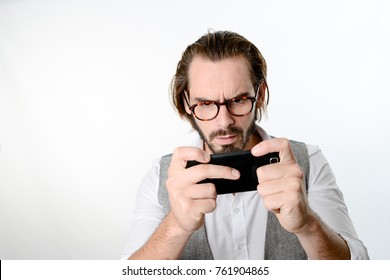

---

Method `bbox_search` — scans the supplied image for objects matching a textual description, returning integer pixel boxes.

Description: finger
[191,198,217,215]
[168,183,216,214]
[169,146,210,171]
[262,192,284,214]
[170,164,239,188]
[257,177,303,198]
[182,183,217,200]
[261,189,301,214]
[251,138,296,163]
[256,162,303,182]
[189,163,240,183]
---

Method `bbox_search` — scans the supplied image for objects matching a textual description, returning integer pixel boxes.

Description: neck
[244,130,262,150]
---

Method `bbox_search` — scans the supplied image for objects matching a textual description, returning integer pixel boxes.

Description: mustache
[209,126,244,141]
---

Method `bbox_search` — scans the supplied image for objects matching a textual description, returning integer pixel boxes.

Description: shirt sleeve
[121,158,165,259]
[306,144,369,259]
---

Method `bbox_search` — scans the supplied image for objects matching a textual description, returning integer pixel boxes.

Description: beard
[192,116,257,154]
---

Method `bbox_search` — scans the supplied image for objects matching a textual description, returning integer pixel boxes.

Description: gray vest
[158,140,309,260]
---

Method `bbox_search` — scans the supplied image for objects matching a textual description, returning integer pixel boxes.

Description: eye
[230,96,248,105]
[198,101,215,108]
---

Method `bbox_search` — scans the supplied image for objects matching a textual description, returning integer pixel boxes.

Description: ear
[183,91,192,114]
[184,104,192,115]
[256,82,267,109]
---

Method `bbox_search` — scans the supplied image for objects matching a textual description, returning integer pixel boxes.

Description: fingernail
[232,169,240,178]
[252,146,260,155]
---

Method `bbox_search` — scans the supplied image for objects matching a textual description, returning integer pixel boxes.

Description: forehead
[187,56,253,99]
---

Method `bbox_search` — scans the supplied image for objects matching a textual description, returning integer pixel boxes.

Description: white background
[0,0,389,259]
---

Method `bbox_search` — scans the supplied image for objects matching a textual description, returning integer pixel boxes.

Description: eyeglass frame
[183,86,259,121]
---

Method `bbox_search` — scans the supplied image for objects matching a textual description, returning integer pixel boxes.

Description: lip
[214,134,238,145]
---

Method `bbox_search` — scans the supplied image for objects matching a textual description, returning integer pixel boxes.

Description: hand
[166,146,240,234]
[252,138,310,234]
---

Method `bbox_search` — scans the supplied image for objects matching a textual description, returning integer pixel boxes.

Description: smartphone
[186,150,279,194]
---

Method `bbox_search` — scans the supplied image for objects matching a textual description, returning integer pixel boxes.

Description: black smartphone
[186,151,279,194]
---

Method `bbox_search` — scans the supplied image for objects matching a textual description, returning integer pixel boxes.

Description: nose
[215,104,234,128]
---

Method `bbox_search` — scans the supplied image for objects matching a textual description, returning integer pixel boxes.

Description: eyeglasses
[184,90,258,121]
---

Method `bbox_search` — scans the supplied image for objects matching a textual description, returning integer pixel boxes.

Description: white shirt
[122,126,369,259]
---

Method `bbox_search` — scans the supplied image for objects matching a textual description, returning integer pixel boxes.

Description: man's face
[186,56,260,154]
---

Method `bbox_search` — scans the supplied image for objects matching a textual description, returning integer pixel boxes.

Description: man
[122,31,369,259]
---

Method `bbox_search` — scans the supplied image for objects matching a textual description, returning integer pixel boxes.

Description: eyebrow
[192,92,251,103]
